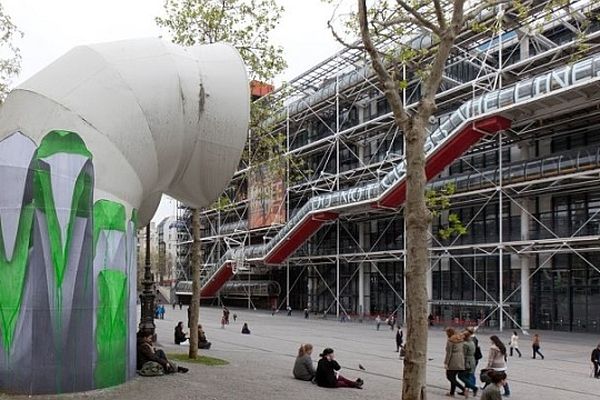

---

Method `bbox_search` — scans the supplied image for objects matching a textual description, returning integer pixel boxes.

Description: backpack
[139,361,164,377]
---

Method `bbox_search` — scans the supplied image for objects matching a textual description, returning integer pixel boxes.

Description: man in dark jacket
[137,331,188,374]
[315,348,363,389]
[592,344,600,378]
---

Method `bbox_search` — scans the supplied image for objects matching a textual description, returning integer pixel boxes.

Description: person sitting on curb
[137,331,188,375]
[293,343,316,381]
[197,324,212,349]
[174,321,188,344]
[315,348,363,389]
[242,322,251,334]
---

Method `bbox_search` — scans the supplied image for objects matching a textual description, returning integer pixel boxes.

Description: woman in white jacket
[509,331,522,357]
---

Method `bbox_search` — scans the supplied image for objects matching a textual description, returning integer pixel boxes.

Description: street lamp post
[139,223,156,336]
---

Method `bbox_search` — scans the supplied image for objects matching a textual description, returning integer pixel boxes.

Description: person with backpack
[509,331,522,357]
[137,331,188,375]
[466,326,483,366]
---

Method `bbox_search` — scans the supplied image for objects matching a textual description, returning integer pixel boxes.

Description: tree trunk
[402,118,432,400]
[188,208,202,358]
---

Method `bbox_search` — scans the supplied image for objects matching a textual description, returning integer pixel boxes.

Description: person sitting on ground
[137,331,188,375]
[293,343,316,381]
[315,348,363,389]
[480,370,507,400]
[197,324,212,349]
[241,322,251,334]
[174,321,188,344]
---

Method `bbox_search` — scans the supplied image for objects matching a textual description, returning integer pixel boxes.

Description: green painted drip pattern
[94,269,128,387]
[0,130,135,392]
[34,146,92,289]
[93,200,126,248]
[36,130,93,159]
[0,203,34,351]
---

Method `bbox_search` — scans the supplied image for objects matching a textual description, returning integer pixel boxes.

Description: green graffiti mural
[0,203,34,351]
[34,130,93,289]
[95,269,128,387]
[0,130,136,393]
[93,200,128,387]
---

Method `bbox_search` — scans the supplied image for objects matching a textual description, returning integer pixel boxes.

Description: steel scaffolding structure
[176,0,600,333]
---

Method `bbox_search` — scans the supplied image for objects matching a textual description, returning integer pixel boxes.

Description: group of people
[374,313,398,331]
[293,344,364,389]
[174,321,212,349]
[154,303,166,319]
[444,328,548,398]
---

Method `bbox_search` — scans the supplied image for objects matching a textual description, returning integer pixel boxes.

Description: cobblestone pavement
[3,306,599,400]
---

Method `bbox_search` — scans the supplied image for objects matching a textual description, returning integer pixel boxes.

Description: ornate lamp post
[139,224,156,336]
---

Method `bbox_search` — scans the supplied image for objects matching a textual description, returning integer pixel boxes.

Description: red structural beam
[377,116,511,209]
[201,262,234,297]
[264,211,338,264]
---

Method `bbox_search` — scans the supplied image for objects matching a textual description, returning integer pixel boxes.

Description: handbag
[479,368,492,384]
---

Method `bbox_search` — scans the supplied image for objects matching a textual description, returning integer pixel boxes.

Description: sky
[2,0,342,223]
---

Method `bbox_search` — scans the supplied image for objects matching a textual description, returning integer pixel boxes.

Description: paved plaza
[3,306,599,400]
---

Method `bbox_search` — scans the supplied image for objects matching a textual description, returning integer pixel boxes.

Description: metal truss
[174,1,600,331]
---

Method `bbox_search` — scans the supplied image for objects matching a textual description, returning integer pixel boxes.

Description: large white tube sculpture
[0,38,249,394]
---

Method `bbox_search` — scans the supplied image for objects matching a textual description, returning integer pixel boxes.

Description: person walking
[484,335,510,397]
[591,343,600,378]
[159,304,165,320]
[315,348,363,389]
[287,306,292,316]
[480,371,507,400]
[375,315,381,331]
[395,326,403,352]
[304,308,309,319]
[293,344,316,381]
[532,334,544,359]
[459,330,478,396]
[444,327,466,397]
[466,326,483,366]
[509,331,521,357]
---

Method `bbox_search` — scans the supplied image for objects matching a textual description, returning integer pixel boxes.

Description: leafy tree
[0,2,22,101]
[324,1,593,398]
[156,0,287,359]
[156,0,286,81]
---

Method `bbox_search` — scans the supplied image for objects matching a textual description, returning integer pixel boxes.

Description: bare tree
[188,209,202,358]
[324,0,531,398]
[156,0,286,357]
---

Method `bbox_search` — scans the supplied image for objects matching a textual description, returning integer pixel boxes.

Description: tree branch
[327,20,365,51]
[395,0,442,35]
[433,0,447,29]
[358,0,409,128]
[418,0,465,118]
